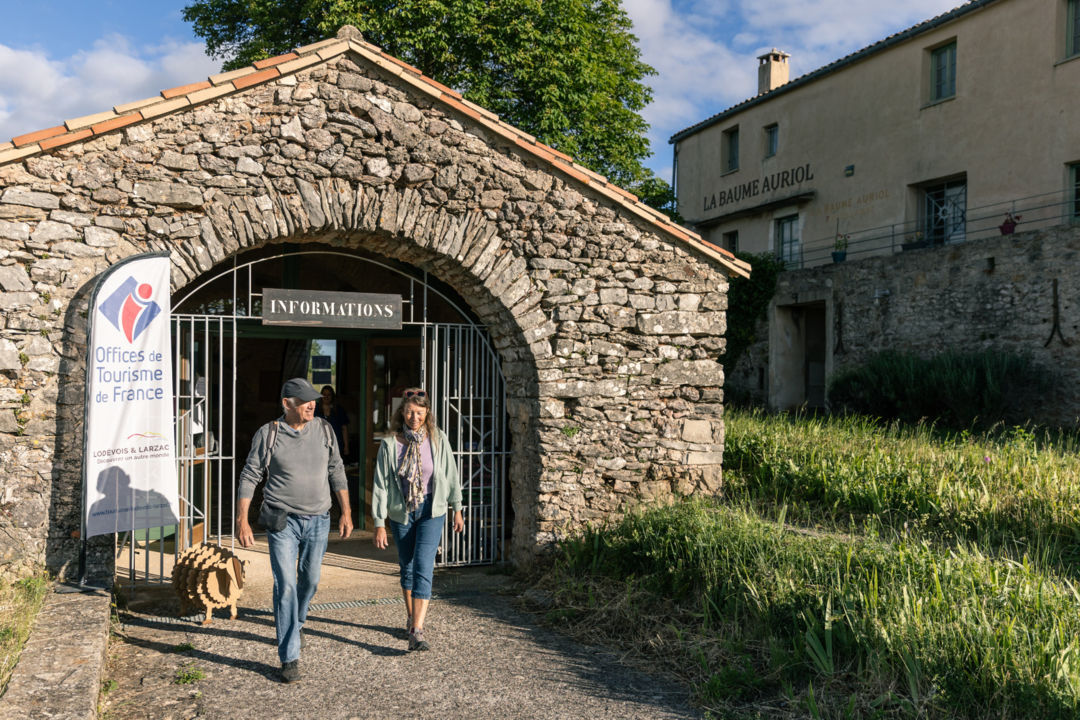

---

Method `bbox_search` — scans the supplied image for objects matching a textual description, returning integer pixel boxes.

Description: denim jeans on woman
[389,494,445,599]
[267,512,330,663]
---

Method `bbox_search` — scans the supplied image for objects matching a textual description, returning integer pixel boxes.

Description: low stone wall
[728,224,1080,427]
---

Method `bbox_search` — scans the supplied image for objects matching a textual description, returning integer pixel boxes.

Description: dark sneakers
[408,627,430,652]
[280,660,301,683]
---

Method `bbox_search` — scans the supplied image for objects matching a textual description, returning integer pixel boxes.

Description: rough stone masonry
[0,33,736,578]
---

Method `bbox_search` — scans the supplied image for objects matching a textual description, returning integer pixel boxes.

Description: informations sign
[262,288,402,329]
[83,253,179,540]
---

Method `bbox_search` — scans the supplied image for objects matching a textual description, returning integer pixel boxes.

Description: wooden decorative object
[171,543,247,625]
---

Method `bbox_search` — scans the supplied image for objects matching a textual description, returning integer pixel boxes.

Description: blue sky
[1,0,963,180]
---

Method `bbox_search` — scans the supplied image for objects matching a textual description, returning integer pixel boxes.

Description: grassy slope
[532,411,1080,719]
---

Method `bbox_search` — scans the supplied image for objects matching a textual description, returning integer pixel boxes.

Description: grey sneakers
[408,627,430,651]
[280,659,300,683]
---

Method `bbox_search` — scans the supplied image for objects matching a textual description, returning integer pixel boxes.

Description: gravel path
[101,570,701,720]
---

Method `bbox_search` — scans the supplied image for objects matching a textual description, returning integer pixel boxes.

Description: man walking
[236,378,352,683]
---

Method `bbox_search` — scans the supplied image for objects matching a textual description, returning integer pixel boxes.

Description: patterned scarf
[398,426,428,512]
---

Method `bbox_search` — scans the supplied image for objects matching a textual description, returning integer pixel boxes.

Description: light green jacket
[372,429,462,527]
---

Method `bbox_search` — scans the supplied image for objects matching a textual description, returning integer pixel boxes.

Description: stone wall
[727,225,1080,426]
[0,50,730,579]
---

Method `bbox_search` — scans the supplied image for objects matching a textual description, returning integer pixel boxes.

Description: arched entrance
[169,245,509,571]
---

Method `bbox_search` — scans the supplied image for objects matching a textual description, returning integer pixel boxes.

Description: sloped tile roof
[670,0,999,143]
[0,27,749,279]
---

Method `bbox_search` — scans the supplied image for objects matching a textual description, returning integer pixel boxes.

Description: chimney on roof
[757,49,790,95]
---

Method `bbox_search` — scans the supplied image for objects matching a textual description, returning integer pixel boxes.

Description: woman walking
[372,388,464,651]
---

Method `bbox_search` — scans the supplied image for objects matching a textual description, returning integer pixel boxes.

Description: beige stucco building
[673,0,1080,269]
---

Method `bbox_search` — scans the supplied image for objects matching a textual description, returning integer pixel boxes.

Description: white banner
[84,254,179,539]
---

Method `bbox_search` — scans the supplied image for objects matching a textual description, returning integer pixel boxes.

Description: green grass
[535,409,1080,719]
[723,410,1080,573]
[173,664,205,684]
[0,569,50,695]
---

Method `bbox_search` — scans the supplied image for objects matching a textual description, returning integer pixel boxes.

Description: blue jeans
[389,495,445,600]
[267,512,330,664]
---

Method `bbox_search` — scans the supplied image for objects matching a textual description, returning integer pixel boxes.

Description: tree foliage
[182,0,657,186]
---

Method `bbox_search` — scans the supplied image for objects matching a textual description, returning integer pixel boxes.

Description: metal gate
[426,324,507,565]
[132,251,508,583]
[172,314,237,551]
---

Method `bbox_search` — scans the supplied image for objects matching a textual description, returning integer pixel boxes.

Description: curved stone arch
[165,178,548,564]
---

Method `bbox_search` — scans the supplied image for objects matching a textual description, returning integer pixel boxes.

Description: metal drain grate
[135,595,407,625]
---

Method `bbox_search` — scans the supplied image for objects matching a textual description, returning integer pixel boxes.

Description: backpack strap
[262,421,279,480]
[316,417,335,451]
[262,418,335,480]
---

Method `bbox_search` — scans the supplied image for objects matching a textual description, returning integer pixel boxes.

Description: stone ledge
[0,587,111,720]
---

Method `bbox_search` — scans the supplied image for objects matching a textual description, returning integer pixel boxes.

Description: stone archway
[0,28,744,580]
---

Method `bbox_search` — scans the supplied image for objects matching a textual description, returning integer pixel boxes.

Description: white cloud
[0,36,219,143]
[626,0,965,176]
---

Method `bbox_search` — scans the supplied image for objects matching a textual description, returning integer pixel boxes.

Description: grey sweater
[238,417,347,515]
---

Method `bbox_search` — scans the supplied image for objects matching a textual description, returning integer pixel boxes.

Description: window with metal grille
[922,178,967,244]
[776,215,799,265]
[723,126,740,173]
[1069,0,1080,58]
[764,124,778,158]
[1071,163,1080,220]
[930,42,957,102]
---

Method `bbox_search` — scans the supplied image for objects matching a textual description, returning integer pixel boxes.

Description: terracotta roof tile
[442,95,490,126]
[254,53,298,69]
[558,163,593,186]
[294,37,342,54]
[461,98,499,122]
[210,67,258,86]
[425,77,461,100]
[162,81,211,99]
[276,54,324,75]
[140,97,191,120]
[233,68,279,90]
[315,41,349,61]
[187,84,236,104]
[114,96,161,114]
[378,51,423,76]
[0,145,41,164]
[40,128,92,151]
[12,126,66,148]
[540,143,574,164]
[606,183,639,203]
[65,110,117,131]
[92,113,142,135]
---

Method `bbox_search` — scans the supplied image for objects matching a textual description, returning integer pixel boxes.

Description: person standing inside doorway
[315,385,350,461]
[236,378,353,683]
[373,388,464,651]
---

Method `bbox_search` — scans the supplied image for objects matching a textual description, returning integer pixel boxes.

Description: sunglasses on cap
[404,389,427,398]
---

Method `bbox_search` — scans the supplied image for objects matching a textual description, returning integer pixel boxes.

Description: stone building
[0,27,749,580]
[670,0,1080,416]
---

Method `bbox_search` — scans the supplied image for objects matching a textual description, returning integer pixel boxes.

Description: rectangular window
[1071,163,1080,220]
[764,124,778,158]
[1069,0,1080,58]
[922,177,967,244]
[930,42,957,101]
[776,215,799,265]
[722,230,739,253]
[723,126,739,173]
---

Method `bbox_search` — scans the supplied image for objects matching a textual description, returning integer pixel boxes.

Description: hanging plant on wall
[719,252,784,372]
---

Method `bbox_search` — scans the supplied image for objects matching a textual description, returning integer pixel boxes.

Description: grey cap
[281,377,321,403]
